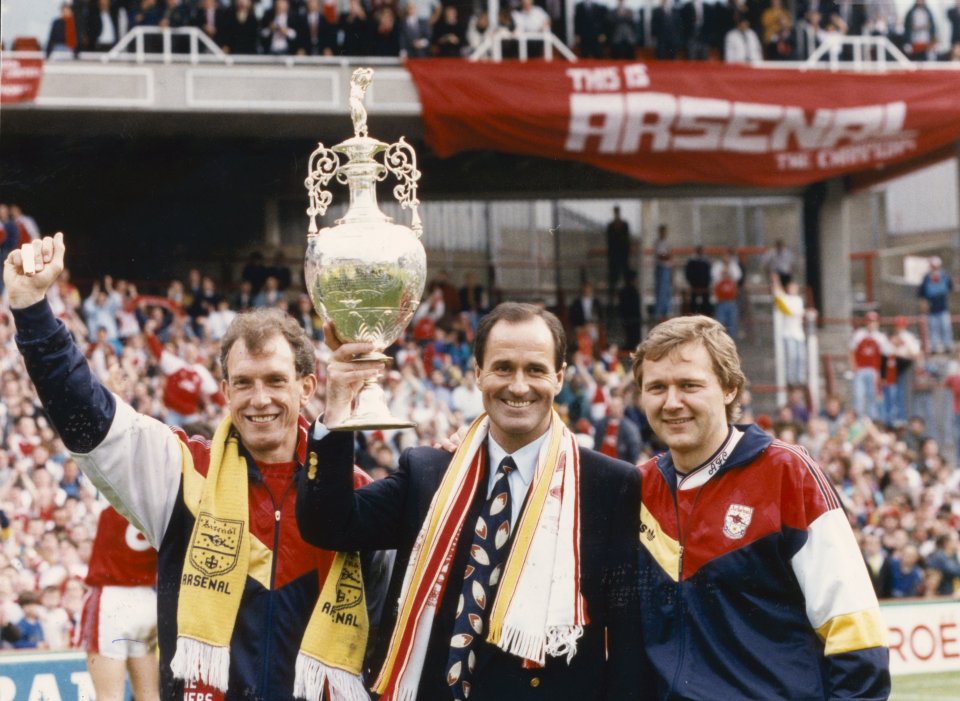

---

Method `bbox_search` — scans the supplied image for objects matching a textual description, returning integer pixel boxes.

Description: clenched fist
[3,232,65,309]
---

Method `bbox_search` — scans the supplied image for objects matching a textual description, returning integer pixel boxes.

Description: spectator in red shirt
[849,311,891,422]
[144,322,225,426]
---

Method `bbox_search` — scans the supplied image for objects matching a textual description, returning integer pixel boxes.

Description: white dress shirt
[486,431,549,526]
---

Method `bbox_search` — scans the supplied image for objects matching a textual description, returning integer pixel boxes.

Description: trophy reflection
[304,68,427,430]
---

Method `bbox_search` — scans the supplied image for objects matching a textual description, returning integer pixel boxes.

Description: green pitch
[891,672,960,700]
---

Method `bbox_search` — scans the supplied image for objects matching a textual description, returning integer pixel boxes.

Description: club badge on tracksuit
[722,504,753,539]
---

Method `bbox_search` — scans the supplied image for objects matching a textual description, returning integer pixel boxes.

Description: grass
[891,672,960,700]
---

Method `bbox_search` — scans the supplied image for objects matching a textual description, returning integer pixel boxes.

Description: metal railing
[802,34,913,71]
[469,30,577,62]
[105,26,225,64]
[43,25,960,71]
[97,25,579,65]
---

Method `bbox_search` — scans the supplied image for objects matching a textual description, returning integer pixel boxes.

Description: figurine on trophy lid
[303,67,427,430]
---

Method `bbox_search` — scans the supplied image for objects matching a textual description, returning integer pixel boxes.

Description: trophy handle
[304,144,341,233]
[384,137,423,237]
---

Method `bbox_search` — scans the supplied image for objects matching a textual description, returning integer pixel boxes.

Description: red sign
[407,60,960,187]
[0,54,44,104]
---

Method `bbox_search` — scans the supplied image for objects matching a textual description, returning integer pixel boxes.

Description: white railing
[28,25,960,71]
[105,26,225,64]
[469,30,577,63]
[802,34,913,71]
[96,26,404,67]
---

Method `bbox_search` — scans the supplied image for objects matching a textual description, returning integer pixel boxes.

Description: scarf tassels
[294,653,370,701]
[170,638,231,692]
[174,417,370,700]
[374,411,583,700]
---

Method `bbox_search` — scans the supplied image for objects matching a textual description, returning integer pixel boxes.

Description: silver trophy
[304,67,427,430]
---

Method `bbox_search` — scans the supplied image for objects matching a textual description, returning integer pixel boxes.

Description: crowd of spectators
[32,0,960,63]
[1,203,959,652]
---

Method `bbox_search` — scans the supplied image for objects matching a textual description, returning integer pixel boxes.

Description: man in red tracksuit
[632,314,889,701]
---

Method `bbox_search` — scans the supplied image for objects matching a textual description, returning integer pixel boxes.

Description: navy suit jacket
[298,431,650,700]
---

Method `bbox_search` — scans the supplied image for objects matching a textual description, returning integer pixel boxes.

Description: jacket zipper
[668,480,706,699]
[258,476,298,696]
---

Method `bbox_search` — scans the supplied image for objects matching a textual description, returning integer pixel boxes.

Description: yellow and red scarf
[374,410,584,701]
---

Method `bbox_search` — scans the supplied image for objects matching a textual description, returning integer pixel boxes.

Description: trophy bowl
[304,68,427,430]
[305,218,426,430]
[305,222,425,351]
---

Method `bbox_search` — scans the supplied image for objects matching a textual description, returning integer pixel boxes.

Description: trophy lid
[333,68,388,172]
[305,68,422,236]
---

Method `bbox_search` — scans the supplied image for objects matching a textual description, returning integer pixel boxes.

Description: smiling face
[639,341,735,473]
[476,318,563,453]
[221,334,316,463]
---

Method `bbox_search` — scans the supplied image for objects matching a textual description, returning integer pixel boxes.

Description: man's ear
[553,362,566,393]
[300,374,318,407]
[723,386,737,406]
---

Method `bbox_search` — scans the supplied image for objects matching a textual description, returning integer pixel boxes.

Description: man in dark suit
[574,0,609,57]
[295,0,337,54]
[680,0,712,59]
[398,1,432,58]
[220,0,260,54]
[568,281,604,329]
[651,0,682,59]
[683,245,712,315]
[949,0,960,54]
[193,0,226,47]
[298,302,646,700]
[618,270,643,352]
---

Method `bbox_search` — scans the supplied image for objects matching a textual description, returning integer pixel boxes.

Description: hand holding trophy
[304,67,427,430]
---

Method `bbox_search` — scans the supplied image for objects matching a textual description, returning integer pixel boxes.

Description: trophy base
[330,414,416,431]
[328,369,416,431]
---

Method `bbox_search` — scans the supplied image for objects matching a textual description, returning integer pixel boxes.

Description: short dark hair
[220,308,315,380]
[474,302,566,372]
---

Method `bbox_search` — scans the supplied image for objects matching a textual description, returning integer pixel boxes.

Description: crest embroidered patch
[332,553,364,612]
[722,504,754,540]
[189,513,244,576]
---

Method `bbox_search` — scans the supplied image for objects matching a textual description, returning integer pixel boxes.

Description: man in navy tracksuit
[632,314,890,701]
[5,234,385,701]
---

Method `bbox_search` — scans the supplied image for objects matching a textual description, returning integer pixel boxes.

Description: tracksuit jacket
[14,300,385,701]
[637,424,890,701]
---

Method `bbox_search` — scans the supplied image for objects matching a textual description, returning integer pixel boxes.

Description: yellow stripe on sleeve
[816,608,888,655]
[639,502,681,583]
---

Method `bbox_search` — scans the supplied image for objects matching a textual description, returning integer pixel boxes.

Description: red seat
[12,36,42,52]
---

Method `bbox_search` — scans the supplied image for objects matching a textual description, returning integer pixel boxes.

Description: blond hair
[631,315,746,422]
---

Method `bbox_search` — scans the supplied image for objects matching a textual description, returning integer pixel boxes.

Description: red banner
[407,60,960,187]
[0,54,44,104]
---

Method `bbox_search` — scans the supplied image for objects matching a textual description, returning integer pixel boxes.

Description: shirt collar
[486,430,549,495]
[676,426,744,491]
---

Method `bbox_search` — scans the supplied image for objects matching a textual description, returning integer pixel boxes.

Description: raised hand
[322,320,383,428]
[3,233,66,310]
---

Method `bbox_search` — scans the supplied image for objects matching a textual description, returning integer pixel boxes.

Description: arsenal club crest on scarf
[723,504,754,540]
[190,513,244,576]
[332,554,364,613]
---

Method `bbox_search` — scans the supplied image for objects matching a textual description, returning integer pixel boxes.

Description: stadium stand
[27,0,960,63]
[0,199,958,655]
